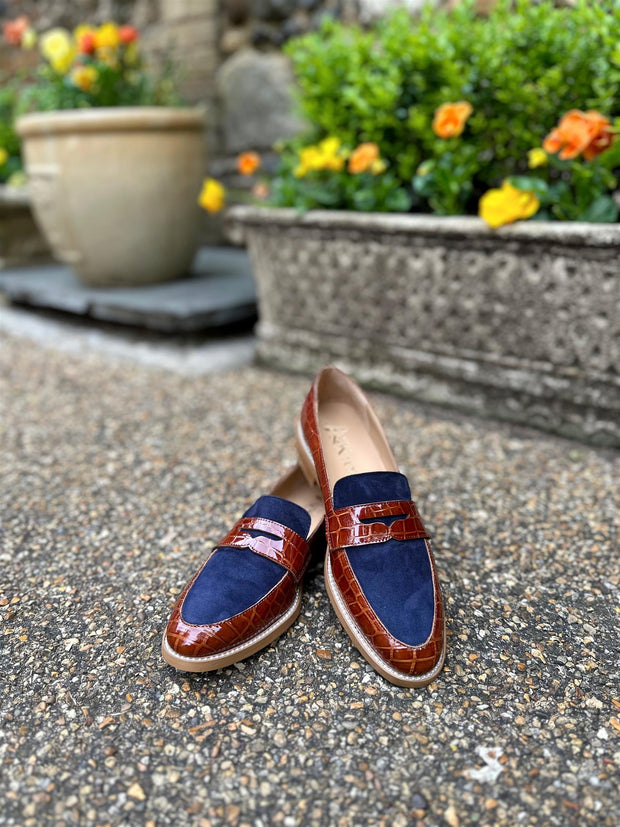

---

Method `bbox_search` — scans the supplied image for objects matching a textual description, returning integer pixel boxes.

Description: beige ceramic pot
[17,107,206,287]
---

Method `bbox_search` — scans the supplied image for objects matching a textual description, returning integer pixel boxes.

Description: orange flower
[581,112,614,160]
[237,151,261,176]
[94,22,120,51]
[77,31,96,54]
[252,181,270,200]
[119,25,138,45]
[543,110,614,161]
[3,16,29,46]
[432,102,473,139]
[348,142,380,174]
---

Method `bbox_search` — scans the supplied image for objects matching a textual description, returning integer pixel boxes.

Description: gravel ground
[0,328,618,827]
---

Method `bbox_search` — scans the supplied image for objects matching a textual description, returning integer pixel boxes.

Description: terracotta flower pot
[17,107,206,287]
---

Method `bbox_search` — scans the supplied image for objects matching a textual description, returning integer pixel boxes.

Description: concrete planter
[17,107,206,287]
[227,206,619,447]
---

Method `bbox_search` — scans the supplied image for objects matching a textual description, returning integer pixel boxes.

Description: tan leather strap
[219,517,310,582]
[326,499,429,549]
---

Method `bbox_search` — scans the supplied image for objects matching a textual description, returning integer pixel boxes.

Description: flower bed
[209,1,620,228]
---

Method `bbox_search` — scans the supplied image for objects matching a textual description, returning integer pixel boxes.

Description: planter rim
[226,204,620,247]
[16,106,206,137]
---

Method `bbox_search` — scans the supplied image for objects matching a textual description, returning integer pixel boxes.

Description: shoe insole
[319,400,398,490]
[274,466,325,535]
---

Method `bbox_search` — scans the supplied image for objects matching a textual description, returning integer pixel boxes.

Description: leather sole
[161,588,302,672]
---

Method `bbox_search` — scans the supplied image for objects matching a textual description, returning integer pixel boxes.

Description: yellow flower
[0,148,8,166]
[479,181,540,229]
[294,136,345,177]
[51,49,76,74]
[528,148,548,169]
[294,146,321,178]
[370,158,387,175]
[40,28,74,73]
[94,22,120,51]
[316,137,345,171]
[70,64,98,92]
[198,178,225,213]
[21,27,37,49]
[318,136,341,158]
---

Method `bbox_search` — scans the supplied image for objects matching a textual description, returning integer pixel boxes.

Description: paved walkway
[0,322,618,827]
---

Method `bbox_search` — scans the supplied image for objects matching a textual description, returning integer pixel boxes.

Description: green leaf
[412,172,435,198]
[578,195,618,224]
[506,176,549,200]
[596,138,620,171]
[385,188,412,213]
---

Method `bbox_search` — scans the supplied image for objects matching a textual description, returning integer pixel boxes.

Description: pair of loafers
[162,367,446,687]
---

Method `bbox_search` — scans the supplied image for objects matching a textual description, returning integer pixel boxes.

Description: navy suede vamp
[333,471,435,648]
[182,495,311,626]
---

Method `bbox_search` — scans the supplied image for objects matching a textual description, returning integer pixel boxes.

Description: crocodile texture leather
[166,571,296,658]
[326,500,429,549]
[300,367,446,680]
[218,517,310,582]
[165,515,310,659]
[329,547,445,675]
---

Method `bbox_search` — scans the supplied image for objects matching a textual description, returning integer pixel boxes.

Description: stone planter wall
[227,206,620,447]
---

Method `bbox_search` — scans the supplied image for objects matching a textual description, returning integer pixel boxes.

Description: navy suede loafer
[162,466,324,672]
[297,366,446,687]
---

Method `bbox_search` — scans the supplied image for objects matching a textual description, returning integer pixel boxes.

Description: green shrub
[268,0,620,220]
[0,84,23,183]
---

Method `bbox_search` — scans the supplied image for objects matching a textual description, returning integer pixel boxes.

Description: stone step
[0,247,257,333]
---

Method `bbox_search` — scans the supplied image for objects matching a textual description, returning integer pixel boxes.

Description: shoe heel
[295,419,319,487]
